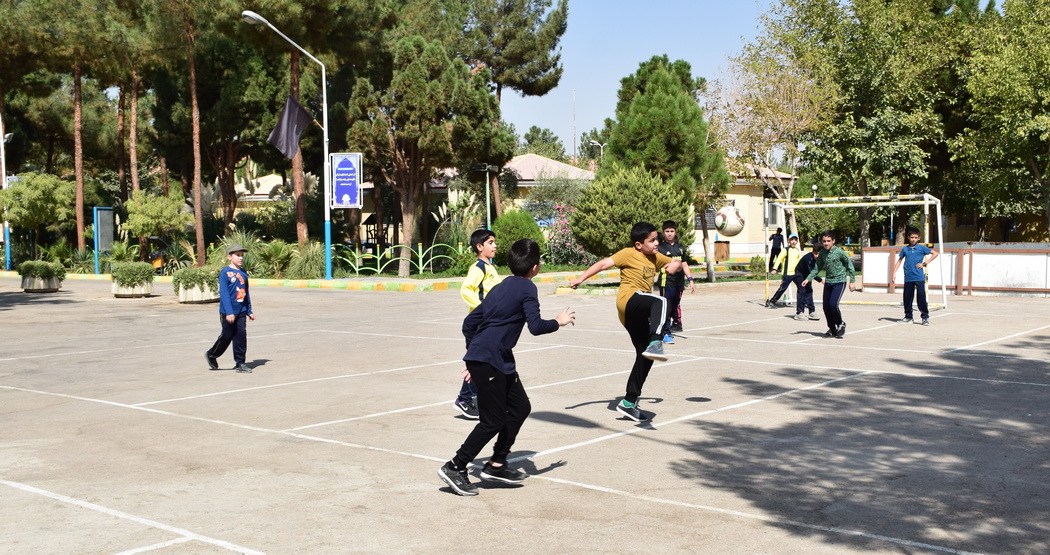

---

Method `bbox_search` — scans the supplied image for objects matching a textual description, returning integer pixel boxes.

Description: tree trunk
[701,225,715,282]
[374,183,385,245]
[116,86,127,202]
[397,185,418,278]
[188,29,205,266]
[130,63,140,193]
[160,156,169,197]
[73,57,85,250]
[290,50,309,246]
[217,139,237,229]
[490,173,502,220]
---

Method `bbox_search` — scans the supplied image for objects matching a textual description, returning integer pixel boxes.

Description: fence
[335,242,468,276]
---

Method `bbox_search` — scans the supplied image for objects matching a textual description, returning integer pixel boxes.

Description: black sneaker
[836,323,846,338]
[670,322,683,332]
[616,399,647,422]
[480,463,528,484]
[438,462,478,496]
[641,340,667,362]
[921,318,929,326]
[205,352,219,370]
[823,330,835,338]
[235,363,252,373]
[455,399,480,420]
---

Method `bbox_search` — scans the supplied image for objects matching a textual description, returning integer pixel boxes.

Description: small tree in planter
[172,265,220,303]
[18,260,67,293]
[111,262,156,298]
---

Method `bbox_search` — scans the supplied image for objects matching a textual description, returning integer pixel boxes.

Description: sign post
[93,207,114,275]
[330,153,363,209]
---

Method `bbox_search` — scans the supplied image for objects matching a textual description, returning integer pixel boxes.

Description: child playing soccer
[205,244,255,373]
[802,231,856,338]
[569,222,682,422]
[890,227,938,326]
[438,239,575,496]
[454,229,502,419]
[767,233,803,310]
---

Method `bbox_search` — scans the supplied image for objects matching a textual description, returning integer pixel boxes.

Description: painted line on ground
[944,324,1050,354]
[115,537,195,554]
[531,474,981,555]
[1,480,262,555]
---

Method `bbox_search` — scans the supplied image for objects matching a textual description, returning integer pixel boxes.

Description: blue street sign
[330,153,362,209]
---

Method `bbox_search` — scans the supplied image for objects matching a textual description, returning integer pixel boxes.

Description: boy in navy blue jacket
[438,238,575,496]
[205,244,255,373]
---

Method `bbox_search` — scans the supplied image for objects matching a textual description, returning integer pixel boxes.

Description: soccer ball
[715,206,745,237]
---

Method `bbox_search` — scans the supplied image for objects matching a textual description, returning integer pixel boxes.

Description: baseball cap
[788,233,799,240]
[226,243,248,254]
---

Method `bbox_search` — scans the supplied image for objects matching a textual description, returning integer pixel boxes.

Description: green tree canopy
[0,172,76,237]
[570,164,692,257]
[517,125,566,161]
[122,189,194,238]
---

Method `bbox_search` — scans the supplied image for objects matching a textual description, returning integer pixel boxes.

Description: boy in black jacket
[437,239,575,496]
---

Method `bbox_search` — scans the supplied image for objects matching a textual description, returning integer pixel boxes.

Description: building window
[956,212,975,228]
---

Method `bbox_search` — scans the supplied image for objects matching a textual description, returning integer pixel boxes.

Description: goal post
[765,193,948,310]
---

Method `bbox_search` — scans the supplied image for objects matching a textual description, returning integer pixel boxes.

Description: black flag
[267,95,313,159]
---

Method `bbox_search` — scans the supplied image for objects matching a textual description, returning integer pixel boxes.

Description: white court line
[793,313,950,344]
[137,345,563,407]
[0,330,318,363]
[1,480,262,555]
[1,369,1017,555]
[115,537,194,554]
[531,475,981,555]
[944,324,1050,354]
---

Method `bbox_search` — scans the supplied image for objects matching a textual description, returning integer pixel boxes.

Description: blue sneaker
[663,333,674,344]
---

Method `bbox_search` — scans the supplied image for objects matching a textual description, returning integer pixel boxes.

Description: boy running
[802,231,856,338]
[438,239,575,496]
[455,229,502,419]
[570,222,682,422]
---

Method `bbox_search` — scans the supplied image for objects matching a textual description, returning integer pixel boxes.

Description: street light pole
[472,164,499,229]
[1,114,12,270]
[242,10,332,279]
[589,140,606,163]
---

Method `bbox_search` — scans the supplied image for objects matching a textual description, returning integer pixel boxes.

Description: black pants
[657,282,682,335]
[796,274,815,314]
[453,361,531,468]
[623,292,666,404]
[769,273,795,304]
[207,313,247,365]
[902,281,928,319]
[822,282,847,332]
[768,248,781,271]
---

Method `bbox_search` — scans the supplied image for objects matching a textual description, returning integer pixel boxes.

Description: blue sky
[499,0,771,157]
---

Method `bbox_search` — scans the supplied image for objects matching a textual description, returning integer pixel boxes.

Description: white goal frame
[765,193,948,309]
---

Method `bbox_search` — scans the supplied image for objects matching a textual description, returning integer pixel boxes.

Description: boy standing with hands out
[205,244,255,373]
[438,239,575,496]
[891,227,938,325]
[570,222,682,422]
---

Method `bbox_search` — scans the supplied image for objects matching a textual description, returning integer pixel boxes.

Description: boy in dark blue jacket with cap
[205,243,255,373]
[437,238,575,496]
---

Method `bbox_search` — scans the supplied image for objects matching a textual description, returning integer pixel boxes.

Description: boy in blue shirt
[205,244,255,373]
[438,239,575,496]
[891,228,938,325]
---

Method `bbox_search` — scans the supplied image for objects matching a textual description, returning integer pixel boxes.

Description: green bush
[171,266,220,294]
[18,260,66,281]
[491,210,546,266]
[286,242,326,279]
[110,262,156,287]
[748,256,766,279]
[570,165,693,257]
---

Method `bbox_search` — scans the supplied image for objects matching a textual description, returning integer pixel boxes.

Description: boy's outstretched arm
[569,257,615,289]
[665,259,682,275]
[555,307,575,326]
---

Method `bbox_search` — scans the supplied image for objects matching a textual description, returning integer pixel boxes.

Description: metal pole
[242,11,332,279]
[485,167,491,230]
[1,114,10,270]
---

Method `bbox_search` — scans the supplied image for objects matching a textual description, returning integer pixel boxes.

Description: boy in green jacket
[802,231,856,338]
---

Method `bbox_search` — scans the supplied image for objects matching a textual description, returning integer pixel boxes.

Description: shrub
[491,210,545,266]
[110,262,156,287]
[255,240,294,278]
[18,260,66,281]
[286,242,326,279]
[544,204,598,266]
[171,266,220,294]
[748,256,766,279]
[571,165,693,257]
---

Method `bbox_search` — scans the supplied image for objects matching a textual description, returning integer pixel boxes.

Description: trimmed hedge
[110,262,156,287]
[17,260,67,281]
[171,266,220,294]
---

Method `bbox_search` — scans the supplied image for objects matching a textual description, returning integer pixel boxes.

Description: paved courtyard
[1,275,1048,554]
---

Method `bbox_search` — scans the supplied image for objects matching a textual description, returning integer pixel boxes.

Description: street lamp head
[241,10,268,25]
[2,133,12,144]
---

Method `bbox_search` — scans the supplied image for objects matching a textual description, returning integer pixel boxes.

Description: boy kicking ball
[570,222,682,422]
[438,239,575,496]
